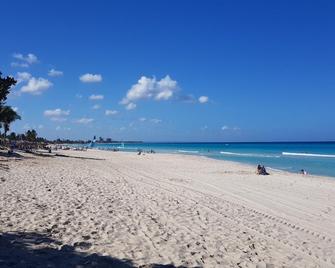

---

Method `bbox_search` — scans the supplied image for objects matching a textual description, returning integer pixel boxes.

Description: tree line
[6,129,47,142]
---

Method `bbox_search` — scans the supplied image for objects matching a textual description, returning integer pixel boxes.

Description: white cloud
[50,117,67,122]
[89,94,104,100]
[155,90,173,100]
[48,68,63,77]
[125,102,136,110]
[56,126,71,131]
[155,75,177,100]
[38,124,44,129]
[221,125,240,131]
[21,77,53,95]
[76,118,94,124]
[16,72,31,83]
[11,62,29,68]
[13,53,38,64]
[121,76,154,105]
[199,96,209,104]
[92,104,101,110]
[138,117,161,123]
[150,118,162,124]
[44,109,69,122]
[12,107,19,112]
[79,73,102,83]
[44,108,70,117]
[105,110,118,116]
[121,75,178,108]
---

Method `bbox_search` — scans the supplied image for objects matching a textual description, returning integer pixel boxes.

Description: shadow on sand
[55,153,105,161]
[0,151,25,172]
[0,231,185,268]
[0,151,23,159]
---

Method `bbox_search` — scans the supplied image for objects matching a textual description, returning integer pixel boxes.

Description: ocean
[86,142,335,178]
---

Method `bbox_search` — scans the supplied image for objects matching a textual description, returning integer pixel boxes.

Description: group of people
[257,164,308,176]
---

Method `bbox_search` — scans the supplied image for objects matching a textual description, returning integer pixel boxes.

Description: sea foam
[177,150,199,154]
[220,151,280,158]
[282,152,335,158]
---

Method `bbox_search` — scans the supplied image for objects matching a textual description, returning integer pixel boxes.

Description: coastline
[88,145,335,179]
[1,148,335,267]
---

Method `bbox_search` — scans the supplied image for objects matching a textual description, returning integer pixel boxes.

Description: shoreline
[1,148,335,267]
[87,146,335,180]
[61,140,335,178]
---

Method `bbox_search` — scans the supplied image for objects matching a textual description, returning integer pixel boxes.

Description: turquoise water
[86,142,335,178]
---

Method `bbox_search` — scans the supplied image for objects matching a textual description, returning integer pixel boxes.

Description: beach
[1,149,335,267]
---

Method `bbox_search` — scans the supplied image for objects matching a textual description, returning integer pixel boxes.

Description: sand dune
[1,149,335,267]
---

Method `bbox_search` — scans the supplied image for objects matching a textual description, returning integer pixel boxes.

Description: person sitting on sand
[261,165,269,175]
[257,164,262,175]
[257,164,269,175]
[300,169,307,175]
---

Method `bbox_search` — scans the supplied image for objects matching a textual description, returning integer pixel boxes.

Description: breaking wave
[177,150,199,154]
[220,151,280,158]
[282,152,335,158]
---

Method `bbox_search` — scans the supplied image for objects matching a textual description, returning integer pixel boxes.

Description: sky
[1,0,334,142]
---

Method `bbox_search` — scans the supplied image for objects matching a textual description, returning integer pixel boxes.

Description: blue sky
[1,0,334,142]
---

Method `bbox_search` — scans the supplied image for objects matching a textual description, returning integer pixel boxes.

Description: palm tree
[0,106,21,138]
[26,129,37,142]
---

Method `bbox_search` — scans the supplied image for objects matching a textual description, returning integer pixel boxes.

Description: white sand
[1,149,335,267]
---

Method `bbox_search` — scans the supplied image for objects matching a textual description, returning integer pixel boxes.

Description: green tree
[0,106,21,137]
[0,72,16,106]
[0,72,20,138]
[26,129,37,142]
[17,133,26,140]
[8,132,16,140]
